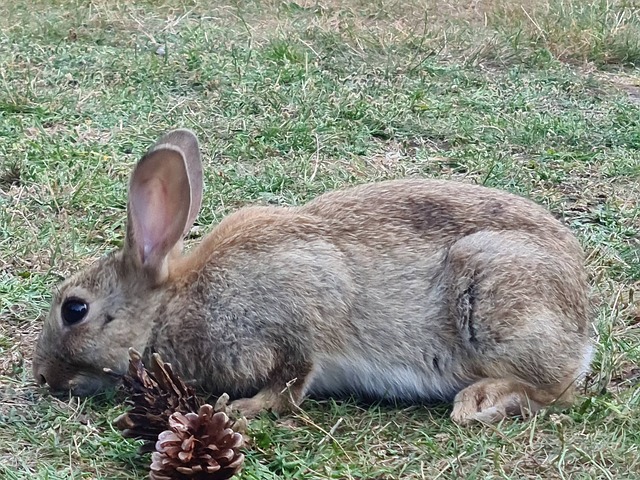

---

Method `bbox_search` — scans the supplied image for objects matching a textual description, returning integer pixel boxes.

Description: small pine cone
[112,349,202,452]
[150,404,245,480]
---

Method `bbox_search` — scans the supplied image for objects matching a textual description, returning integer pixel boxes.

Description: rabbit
[33,129,593,424]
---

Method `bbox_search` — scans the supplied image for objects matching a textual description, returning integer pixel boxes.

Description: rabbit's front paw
[229,383,304,418]
[229,396,270,419]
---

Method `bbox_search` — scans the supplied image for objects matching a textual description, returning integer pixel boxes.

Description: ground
[0,0,639,479]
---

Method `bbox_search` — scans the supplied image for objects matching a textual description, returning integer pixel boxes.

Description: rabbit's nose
[33,362,58,389]
[33,359,47,385]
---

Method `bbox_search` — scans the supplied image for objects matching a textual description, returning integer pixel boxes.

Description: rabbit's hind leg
[444,230,591,425]
[450,377,570,425]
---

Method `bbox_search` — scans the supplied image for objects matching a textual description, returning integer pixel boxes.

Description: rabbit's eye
[61,298,89,325]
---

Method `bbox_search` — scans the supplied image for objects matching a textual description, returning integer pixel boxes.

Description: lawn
[1,0,639,478]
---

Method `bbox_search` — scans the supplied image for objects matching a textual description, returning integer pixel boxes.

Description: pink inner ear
[127,146,194,273]
[133,177,170,263]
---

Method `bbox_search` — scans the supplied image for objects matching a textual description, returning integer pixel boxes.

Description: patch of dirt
[597,72,640,106]
[0,162,21,189]
[608,364,640,390]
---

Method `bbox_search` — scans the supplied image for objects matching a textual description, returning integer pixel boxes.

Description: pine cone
[150,404,245,480]
[112,349,202,452]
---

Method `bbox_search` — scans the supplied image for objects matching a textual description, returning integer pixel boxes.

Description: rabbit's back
[301,179,578,252]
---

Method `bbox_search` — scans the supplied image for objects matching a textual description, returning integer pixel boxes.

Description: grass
[1,0,639,478]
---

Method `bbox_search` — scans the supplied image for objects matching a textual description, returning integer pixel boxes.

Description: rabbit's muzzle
[33,356,118,397]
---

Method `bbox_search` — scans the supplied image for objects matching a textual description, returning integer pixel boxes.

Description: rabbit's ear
[152,129,203,235]
[125,130,203,282]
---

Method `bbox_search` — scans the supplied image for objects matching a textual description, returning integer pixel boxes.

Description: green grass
[1,0,639,478]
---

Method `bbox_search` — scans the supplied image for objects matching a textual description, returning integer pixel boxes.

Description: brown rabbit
[33,129,593,424]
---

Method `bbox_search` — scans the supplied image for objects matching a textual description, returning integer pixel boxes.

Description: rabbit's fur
[33,130,593,424]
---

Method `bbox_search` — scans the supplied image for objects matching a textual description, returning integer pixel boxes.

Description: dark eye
[61,298,89,325]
